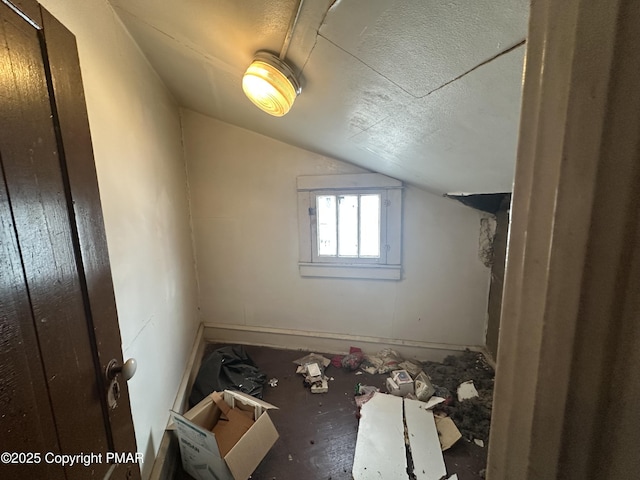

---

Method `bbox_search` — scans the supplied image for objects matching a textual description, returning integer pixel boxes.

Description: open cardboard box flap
[168,390,278,431]
[170,390,279,480]
[225,411,279,479]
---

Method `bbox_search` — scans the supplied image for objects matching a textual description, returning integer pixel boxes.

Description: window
[297,173,403,280]
[315,192,382,261]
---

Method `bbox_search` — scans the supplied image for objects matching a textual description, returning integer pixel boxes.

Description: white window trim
[297,173,403,280]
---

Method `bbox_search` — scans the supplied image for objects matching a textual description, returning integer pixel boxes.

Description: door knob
[106,358,137,381]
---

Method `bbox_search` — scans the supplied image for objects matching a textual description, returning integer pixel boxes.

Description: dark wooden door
[0,1,139,479]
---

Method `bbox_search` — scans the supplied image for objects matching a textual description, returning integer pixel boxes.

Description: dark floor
[177,344,487,480]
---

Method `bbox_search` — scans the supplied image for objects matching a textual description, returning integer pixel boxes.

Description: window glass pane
[360,194,380,257]
[317,195,337,256]
[338,195,358,257]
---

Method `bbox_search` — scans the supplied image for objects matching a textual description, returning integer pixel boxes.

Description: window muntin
[316,193,381,259]
[311,189,386,265]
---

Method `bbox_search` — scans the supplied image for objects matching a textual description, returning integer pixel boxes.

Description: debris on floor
[293,353,331,394]
[341,346,364,371]
[293,348,494,472]
[197,343,488,480]
[331,354,343,368]
[350,349,493,479]
[360,348,404,374]
[268,378,278,387]
[398,359,423,376]
[422,350,495,442]
[353,392,450,480]
[414,371,436,401]
[188,345,267,407]
[422,396,446,410]
[355,384,379,396]
[311,377,329,393]
[434,414,462,451]
[354,384,379,411]
[293,352,331,369]
[386,369,415,396]
[457,380,479,402]
[352,393,408,478]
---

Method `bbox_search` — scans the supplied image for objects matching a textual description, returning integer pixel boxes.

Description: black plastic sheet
[189,345,267,407]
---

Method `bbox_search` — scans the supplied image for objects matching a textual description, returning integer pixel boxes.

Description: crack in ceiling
[422,39,526,99]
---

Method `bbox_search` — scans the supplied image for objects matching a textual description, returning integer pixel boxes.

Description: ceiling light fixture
[242,0,304,117]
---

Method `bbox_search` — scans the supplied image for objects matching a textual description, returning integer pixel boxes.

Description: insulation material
[422,350,495,441]
[478,214,497,267]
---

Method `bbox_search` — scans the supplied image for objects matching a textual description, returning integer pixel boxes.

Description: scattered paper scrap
[307,363,322,377]
[424,396,446,410]
[434,415,462,451]
[268,378,278,387]
[457,380,479,402]
[398,360,423,377]
[474,439,485,448]
[293,353,331,368]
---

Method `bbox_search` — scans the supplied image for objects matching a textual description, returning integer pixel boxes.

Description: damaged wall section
[485,196,511,360]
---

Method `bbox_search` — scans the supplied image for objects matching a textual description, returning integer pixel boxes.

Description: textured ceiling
[109,0,528,194]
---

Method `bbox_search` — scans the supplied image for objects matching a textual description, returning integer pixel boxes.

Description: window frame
[297,173,403,280]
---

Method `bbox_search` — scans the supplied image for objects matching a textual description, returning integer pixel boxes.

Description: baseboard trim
[204,323,482,362]
[480,346,497,369]
[148,323,205,480]
[171,323,206,413]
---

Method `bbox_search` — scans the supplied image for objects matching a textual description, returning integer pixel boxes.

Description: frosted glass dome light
[242,51,301,117]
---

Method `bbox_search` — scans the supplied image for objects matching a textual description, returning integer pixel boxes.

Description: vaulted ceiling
[109,0,528,195]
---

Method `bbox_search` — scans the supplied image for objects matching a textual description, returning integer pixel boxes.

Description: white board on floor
[404,398,447,480]
[352,392,408,479]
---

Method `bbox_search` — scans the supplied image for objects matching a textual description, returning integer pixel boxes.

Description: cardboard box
[386,377,401,396]
[414,371,436,401]
[387,369,414,396]
[171,390,279,480]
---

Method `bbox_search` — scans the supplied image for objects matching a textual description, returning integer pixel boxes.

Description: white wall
[183,109,490,350]
[39,1,199,477]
